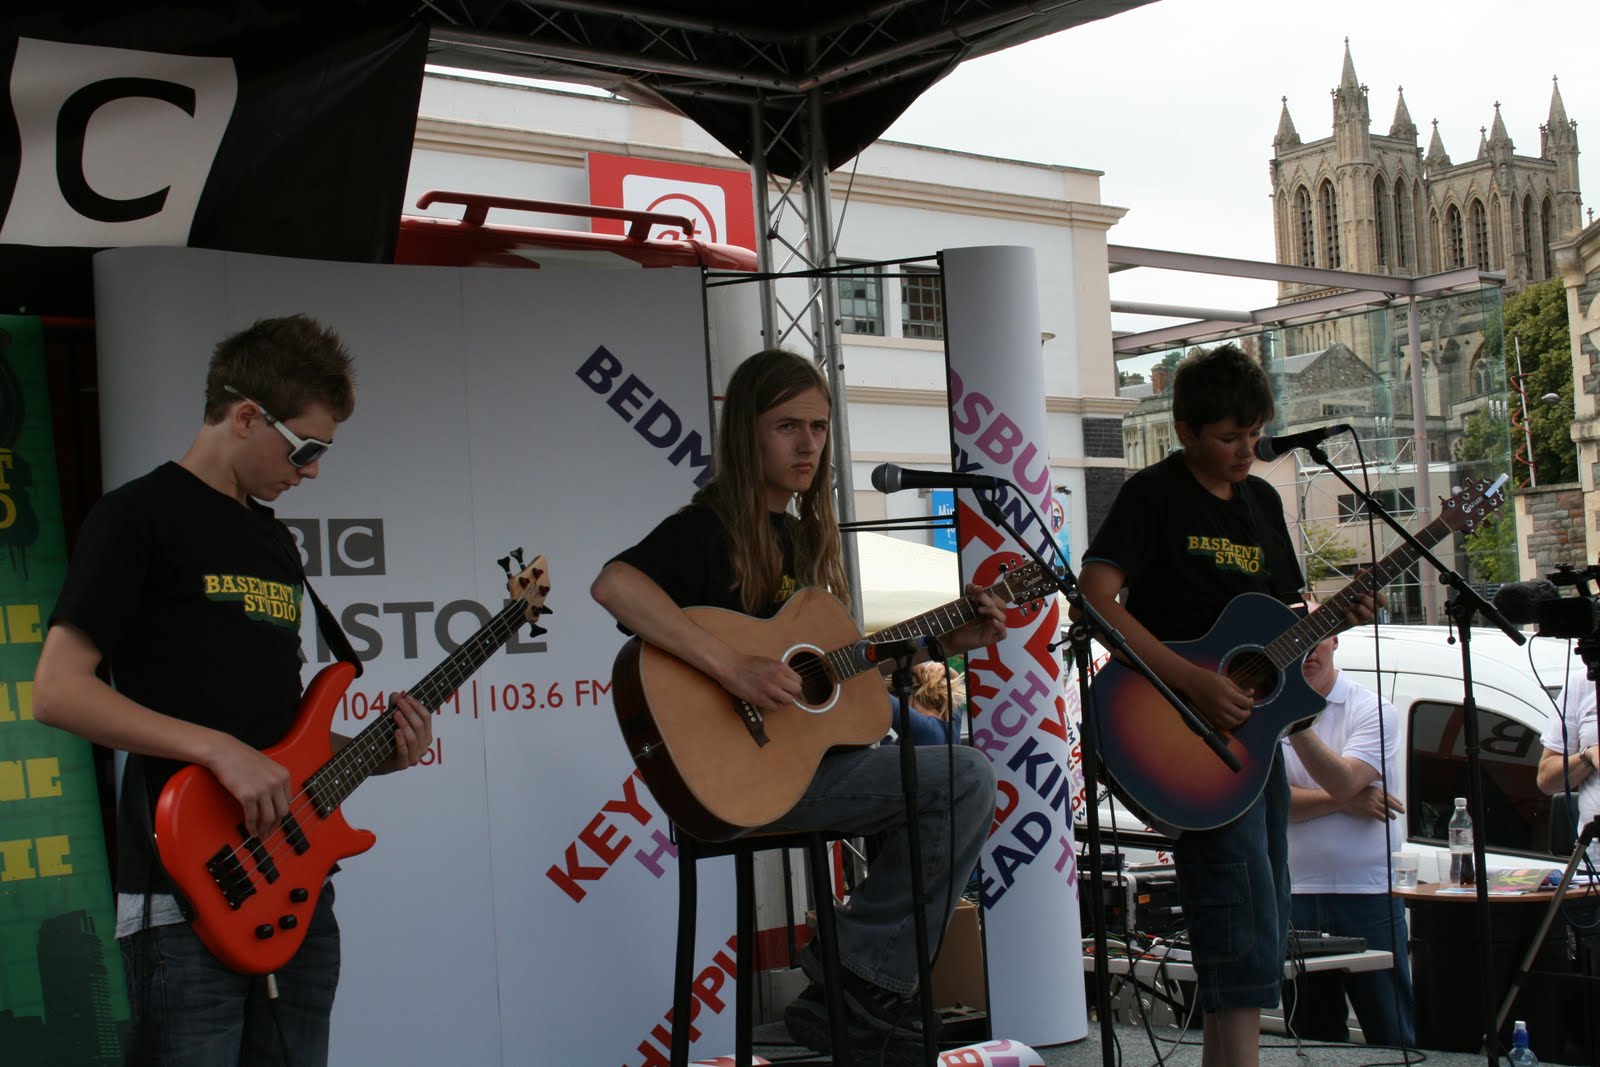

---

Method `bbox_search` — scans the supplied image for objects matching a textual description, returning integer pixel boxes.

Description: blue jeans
[1283,892,1415,1046]
[120,886,341,1067]
[765,743,996,995]
[1171,755,1291,1012]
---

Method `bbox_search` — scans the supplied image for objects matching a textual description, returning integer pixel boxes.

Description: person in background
[1537,664,1599,868]
[1280,627,1414,1046]
[887,661,966,746]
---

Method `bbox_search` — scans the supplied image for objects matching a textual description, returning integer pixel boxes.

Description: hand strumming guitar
[1182,664,1256,732]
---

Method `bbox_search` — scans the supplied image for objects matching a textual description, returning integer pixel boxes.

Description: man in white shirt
[1537,665,1600,868]
[1280,630,1414,1046]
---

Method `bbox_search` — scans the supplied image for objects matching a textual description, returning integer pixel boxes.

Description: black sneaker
[783,984,833,1053]
[796,942,939,1040]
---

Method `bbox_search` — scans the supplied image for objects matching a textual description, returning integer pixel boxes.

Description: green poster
[0,316,127,1064]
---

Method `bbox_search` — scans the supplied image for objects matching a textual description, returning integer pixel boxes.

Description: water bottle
[1504,1019,1538,1065]
[1448,796,1476,885]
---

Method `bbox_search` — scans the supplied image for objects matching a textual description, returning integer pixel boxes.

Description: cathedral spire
[1339,37,1360,94]
[1389,85,1417,141]
[1544,75,1576,149]
[1425,119,1451,169]
[1476,125,1489,160]
[1275,96,1301,149]
[1487,102,1513,150]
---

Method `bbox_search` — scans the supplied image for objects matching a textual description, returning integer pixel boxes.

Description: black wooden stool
[671,829,851,1066]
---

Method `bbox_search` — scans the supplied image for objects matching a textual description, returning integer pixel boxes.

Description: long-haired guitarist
[1079,344,1377,1067]
[591,348,1004,1064]
[33,316,432,1067]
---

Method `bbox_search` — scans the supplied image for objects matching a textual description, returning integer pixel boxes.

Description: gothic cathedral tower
[1270,41,1580,302]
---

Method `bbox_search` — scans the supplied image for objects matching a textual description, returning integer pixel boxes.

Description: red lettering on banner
[955,499,1004,552]
[547,771,660,902]
[625,935,740,1067]
[546,842,609,903]
[579,812,628,865]
[1037,694,1069,745]
[990,779,1019,836]
[604,771,652,825]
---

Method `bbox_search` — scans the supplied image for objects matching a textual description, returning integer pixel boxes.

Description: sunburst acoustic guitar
[1093,477,1505,832]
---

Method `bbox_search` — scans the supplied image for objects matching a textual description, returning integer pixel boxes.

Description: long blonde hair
[695,349,849,614]
[910,662,966,721]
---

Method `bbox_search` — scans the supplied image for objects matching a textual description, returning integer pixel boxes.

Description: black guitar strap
[302,578,363,678]
[270,518,364,677]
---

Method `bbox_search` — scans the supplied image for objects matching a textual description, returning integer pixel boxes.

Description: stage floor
[748,1019,1573,1066]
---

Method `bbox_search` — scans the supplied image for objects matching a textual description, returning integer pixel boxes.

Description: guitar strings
[220,596,539,878]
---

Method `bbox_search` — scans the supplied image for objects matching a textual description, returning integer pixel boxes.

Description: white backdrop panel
[92,247,737,1066]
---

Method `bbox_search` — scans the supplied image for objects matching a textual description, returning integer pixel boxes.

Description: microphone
[847,636,929,670]
[870,463,1002,493]
[1253,424,1353,462]
[1491,579,1561,625]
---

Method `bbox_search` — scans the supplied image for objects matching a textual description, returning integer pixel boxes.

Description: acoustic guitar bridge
[734,699,770,747]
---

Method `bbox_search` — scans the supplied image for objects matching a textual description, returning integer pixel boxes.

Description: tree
[1464,509,1517,583]
[1302,520,1359,583]
[1118,369,1146,388]
[1502,279,1575,485]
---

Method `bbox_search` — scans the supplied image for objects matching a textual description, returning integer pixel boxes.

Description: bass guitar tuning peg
[497,555,512,574]
[511,547,525,567]
[527,623,548,638]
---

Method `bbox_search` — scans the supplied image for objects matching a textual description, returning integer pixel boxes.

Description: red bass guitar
[155,552,550,975]
[1093,477,1503,832]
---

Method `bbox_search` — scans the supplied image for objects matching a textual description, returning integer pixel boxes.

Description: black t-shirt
[50,462,307,893]
[610,501,799,618]
[1084,452,1303,643]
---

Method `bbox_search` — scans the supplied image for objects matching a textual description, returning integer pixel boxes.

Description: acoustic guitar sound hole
[788,650,836,706]
[1225,650,1279,703]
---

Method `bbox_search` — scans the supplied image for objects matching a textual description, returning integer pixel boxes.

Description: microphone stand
[886,639,942,1067]
[971,481,1228,1067]
[1303,446,1519,1066]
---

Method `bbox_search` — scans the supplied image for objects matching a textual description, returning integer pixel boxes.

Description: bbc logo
[282,518,386,577]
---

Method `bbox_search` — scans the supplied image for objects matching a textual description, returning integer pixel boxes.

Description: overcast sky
[882,0,1597,342]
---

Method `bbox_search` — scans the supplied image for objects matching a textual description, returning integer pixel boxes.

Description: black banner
[0,2,427,317]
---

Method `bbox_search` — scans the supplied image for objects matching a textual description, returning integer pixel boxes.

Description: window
[1446,205,1465,269]
[1320,180,1341,268]
[1296,187,1315,266]
[1374,177,1390,269]
[1394,179,1410,270]
[1336,488,1416,521]
[901,266,944,340]
[1407,701,1553,857]
[1472,356,1495,396]
[1541,197,1555,279]
[835,263,884,335]
[1522,195,1537,279]
[1469,199,1489,267]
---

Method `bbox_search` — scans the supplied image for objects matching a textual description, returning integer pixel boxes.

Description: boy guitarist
[592,348,1003,1065]
[1080,344,1376,1067]
[34,316,432,1067]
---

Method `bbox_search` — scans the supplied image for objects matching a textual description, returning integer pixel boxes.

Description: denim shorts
[1171,756,1290,1012]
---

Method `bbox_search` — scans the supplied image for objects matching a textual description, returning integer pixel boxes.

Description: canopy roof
[393,0,1155,176]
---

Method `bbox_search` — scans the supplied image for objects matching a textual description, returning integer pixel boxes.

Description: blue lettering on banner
[930,489,956,552]
[575,346,712,485]
[979,809,1051,908]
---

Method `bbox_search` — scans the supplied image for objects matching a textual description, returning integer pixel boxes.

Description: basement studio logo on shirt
[203,573,302,628]
[1185,535,1264,575]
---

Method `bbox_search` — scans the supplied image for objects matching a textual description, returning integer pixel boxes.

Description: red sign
[587,153,756,252]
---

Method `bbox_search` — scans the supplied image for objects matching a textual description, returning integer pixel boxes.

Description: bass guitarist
[591,348,1003,1066]
[1079,343,1377,1067]
[33,315,432,1067]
